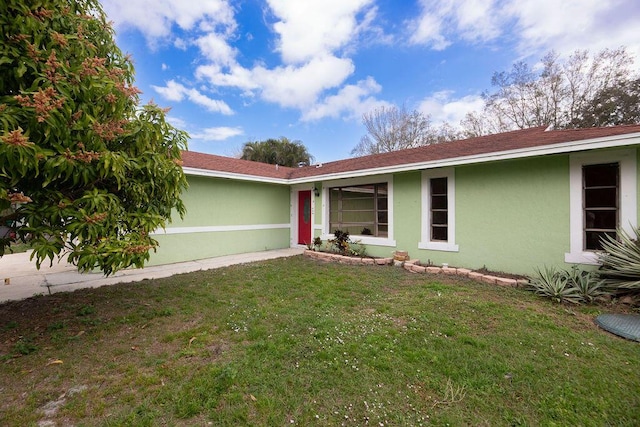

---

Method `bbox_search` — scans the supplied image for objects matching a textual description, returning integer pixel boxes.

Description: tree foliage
[569,78,640,128]
[462,48,639,136]
[240,137,313,167]
[351,105,458,157]
[0,0,188,275]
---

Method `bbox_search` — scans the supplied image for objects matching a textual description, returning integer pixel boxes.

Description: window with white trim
[329,183,388,237]
[419,169,458,252]
[566,150,637,264]
[583,163,619,251]
[430,177,449,241]
[321,175,396,247]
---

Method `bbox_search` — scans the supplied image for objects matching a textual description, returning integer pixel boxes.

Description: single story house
[150,124,640,275]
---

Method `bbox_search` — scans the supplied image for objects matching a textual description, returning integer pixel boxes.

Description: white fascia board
[287,132,640,184]
[183,167,290,185]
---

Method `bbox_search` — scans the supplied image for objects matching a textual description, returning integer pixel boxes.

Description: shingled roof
[181,150,294,180]
[182,124,640,182]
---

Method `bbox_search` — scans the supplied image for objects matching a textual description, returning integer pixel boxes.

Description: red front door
[297,190,312,245]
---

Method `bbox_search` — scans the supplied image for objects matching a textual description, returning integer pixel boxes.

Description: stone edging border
[303,250,529,288]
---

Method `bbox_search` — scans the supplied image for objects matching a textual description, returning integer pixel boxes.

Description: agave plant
[598,227,640,293]
[528,266,583,304]
[561,266,605,303]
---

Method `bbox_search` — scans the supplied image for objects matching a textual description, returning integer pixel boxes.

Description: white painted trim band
[418,242,460,252]
[152,223,291,235]
[320,234,397,248]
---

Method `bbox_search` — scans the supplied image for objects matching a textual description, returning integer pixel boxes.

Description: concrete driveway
[0,248,304,303]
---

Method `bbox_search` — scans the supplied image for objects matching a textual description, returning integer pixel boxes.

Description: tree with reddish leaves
[0,0,188,275]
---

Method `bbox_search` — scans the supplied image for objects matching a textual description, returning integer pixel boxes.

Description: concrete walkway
[0,248,304,303]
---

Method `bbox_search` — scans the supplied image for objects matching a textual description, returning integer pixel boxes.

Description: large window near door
[329,183,388,237]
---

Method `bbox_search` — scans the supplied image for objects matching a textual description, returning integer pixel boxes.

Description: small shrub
[329,230,350,255]
[312,237,322,250]
[349,241,368,258]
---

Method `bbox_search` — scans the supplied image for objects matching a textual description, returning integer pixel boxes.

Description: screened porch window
[329,183,388,237]
[583,163,619,250]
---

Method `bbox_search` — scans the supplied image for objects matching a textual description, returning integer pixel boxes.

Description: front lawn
[0,256,638,426]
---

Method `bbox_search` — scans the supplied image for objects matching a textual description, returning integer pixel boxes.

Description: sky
[100,0,640,163]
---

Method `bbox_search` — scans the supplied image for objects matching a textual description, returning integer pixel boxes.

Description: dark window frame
[582,162,619,251]
[430,177,448,242]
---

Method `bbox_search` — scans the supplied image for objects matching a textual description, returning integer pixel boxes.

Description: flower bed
[304,250,528,287]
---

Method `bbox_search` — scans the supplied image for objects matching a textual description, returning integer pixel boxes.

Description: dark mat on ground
[595,313,640,342]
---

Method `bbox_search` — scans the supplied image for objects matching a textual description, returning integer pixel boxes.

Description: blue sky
[101,0,640,163]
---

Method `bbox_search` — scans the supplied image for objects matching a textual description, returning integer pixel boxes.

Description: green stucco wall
[150,175,291,265]
[149,148,640,275]
[389,171,422,255]
[452,156,569,274]
[321,149,640,275]
[358,154,610,275]
[330,155,573,275]
[172,176,290,227]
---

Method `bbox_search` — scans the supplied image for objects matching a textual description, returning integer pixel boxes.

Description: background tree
[0,0,188,275]
[351,105,459,156]
[568,78,640,128]
[240,137,314,167]
[462,48,639,136]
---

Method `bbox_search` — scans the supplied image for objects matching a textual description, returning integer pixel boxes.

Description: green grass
[0,256,638,426]
[5,241,32,254]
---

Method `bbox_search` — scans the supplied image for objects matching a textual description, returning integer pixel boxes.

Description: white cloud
[196,64,259,92]
[174,37,188,50]
[152,80,234,115]
[408,0,500,49]
[106,0,385,121]
[267,0,375,64]
[197,55,355,110]
[455,0,501,41]
[408,0,640,59]
[408,5,450,49]
[507,0,640,58]
[302,77,389,121]
[417,91,484,126]
[190,126,244,141]
[165,115,187,129]
[195,32,237,66]
[252,56,356,108]
[102,0,235,42]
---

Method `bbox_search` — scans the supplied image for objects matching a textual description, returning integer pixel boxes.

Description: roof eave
[182,131,640,185]
[287,131,640,184]
[183,167,290,185]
